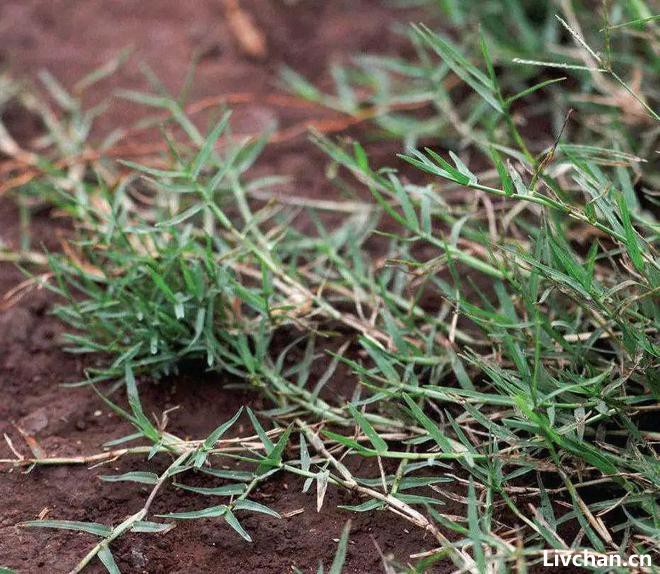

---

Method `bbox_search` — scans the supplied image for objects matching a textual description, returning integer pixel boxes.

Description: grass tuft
[1,0,658,572]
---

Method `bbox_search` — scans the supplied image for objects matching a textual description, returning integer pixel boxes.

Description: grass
[1,0,658,572]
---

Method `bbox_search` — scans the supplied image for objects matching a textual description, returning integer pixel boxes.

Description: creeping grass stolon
[1,0,658,572]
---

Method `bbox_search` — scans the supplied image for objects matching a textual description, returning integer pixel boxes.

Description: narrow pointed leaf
[247,408,275,453]
[157,505,227,520]
[203,408,244,450]
[224,509,252,542]
[98,546,121,574]
[233,499,281,519]
[100,472,159,485]
[329,520,351,574]
[130,521,175,534]
[347,403,388,452]
[20,520,111,537]
[174,483,246,496]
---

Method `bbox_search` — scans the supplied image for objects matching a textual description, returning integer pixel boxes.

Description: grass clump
[47,112,280,381]
[1,0,659,572]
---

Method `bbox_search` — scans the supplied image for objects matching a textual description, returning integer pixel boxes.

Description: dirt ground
[0,1,461,572]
